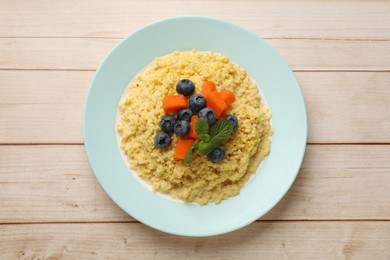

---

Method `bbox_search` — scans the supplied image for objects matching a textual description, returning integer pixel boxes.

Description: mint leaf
[208,119,234,148]
[195,118,209,139]
[209,119,232,139]
[185,119,234,162]
[198,142,213,155]
[184,144,199,164]
[184,149,193,164]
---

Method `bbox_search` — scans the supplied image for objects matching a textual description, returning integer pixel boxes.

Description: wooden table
[1,1,389,258]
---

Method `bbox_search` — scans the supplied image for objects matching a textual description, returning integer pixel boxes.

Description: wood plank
[0,145,130,222]
[0,1,389,39]
[300,72,390,143]
[0,38,389,70]
[265,145,390,220]
[0,71,89,144]
[0,103,83,144]
[0,145,389,223]
[0,38,115,71]
[0,222,389,259]
[0,71,89,105]
[1,71,389,143]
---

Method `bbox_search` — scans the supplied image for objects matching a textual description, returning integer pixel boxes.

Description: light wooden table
[1,0,389,259]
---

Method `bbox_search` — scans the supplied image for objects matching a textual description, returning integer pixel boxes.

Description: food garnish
[184,118,234,164]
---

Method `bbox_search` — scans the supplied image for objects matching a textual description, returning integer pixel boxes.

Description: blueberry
[225,114,239,131]
[207,145,226,163]
[198,108,216,125]
[174,120,191,137]
[177,108,193,122]
[160,115,176,133]
[189,94,207,113]
[154,132,171,149]
[176,79,195,96]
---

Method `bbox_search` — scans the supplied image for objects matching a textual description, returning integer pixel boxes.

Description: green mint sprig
[184,118,234,164]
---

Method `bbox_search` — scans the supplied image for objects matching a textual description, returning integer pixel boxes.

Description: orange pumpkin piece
[219,90,236,105]
[201,81,217,97]
[174,138,195,159]
[162,94,187,114]
[187,115,199,139]
[207,91,228,117]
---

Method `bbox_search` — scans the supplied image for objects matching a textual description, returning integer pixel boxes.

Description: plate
[83,16,307,236]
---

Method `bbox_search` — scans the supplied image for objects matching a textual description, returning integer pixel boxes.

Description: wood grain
[0,222,389,259]
[0,38,389,71]
[1,71,389,144]
[0,145,389,223]
[300,72,390,143]
[0,145,130,223]
[1,1,389,39]
[1,0,389,257]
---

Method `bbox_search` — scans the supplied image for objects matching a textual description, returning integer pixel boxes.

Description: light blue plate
[84,17,307,237]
